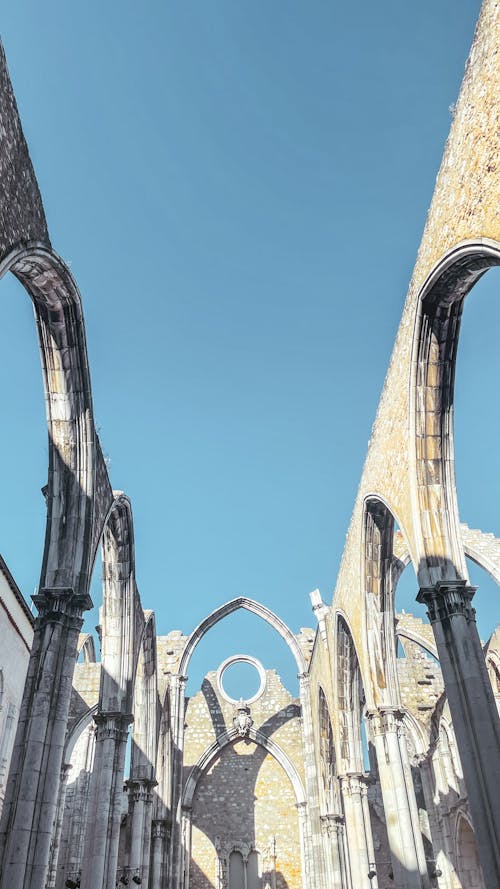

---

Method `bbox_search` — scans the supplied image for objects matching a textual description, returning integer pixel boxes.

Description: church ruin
[0,2,499,888]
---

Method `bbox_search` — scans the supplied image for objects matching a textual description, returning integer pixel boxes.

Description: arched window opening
[318,687,339,813]
[185,607,301,699]
[456,816,483,889]
[463,557,499,645]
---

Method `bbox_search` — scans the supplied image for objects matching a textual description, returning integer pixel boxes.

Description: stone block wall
[184,667,305,889]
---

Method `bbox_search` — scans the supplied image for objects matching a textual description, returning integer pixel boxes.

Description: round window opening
[216,655,266,705]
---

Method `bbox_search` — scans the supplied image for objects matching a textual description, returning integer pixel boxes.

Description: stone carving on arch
[0,244,110,599]
[177,596,306,679]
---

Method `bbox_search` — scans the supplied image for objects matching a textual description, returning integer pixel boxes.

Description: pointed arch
[130,611,158,780]
[410,239,500,585]
[99,492,137,715]
[182,726,306,810]
[177,597,306,678]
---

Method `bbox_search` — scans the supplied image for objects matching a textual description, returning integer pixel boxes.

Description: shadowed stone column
[46,762,72,889]
[339,773,373,889]
[150,819,168,889]
[80,711,132,889]
[126,777,157,887]
[417,580,500,887]
[367,708,429,889]
[0,588,90,889]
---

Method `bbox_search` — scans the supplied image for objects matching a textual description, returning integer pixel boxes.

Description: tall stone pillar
[367,708,429,889]
[126,777,157,887]
[320,814,350,889]
[80,711,132,889]
[45,762,72,889]
[417,580,500,887]
[0,588,89,889]
[417,755,450,889]
[170,675,187,889]
[298,673,321,885]
[46,762,72,889]
[150,819,168,889]
[339,773,373,889]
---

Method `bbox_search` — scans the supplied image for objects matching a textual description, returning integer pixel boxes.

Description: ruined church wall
[332,0,500,708]
[190,739,302,889]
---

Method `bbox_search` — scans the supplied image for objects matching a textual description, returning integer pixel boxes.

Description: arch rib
[178,597,306,677]
[182,726,306,810]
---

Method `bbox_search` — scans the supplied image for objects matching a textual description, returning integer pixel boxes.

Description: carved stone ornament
[233,699,253,737]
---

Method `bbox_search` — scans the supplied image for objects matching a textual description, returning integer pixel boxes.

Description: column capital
[152,819,169,841]
[320,813,344,836]
[417,579,476,623]
[125,776,158,803]
[338,772,370,795]
[366,707,405,736]
[93,711,133,742]
[32,587,93,626]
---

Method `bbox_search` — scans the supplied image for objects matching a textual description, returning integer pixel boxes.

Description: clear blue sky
[0,0,497,695]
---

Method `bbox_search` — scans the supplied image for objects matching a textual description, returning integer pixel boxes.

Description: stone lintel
[417,580,477,624]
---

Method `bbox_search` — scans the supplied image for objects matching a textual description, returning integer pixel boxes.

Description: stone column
[0,588,90,889]
[339,773,372,889]
[417,755,450,889]
[170,675,187,889]
[417,580,500,887]
[298,673,321,885]
[46,762,72,889]
[367,708,429,889]
[320,813,350,889]
[126,777,157,887]
[79,711,132,889]
[150,819,168,889]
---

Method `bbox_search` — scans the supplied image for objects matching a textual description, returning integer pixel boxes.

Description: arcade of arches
[0,2,500,889]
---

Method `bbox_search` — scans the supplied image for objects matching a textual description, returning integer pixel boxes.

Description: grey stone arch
[52,704,98,889]
[410,241,500,885]
[79,492,142,889]
[0,243,113,889]
[181,727,308,889]
[0,244,113,596]
[177,596,306,678]
[409,238,500,584]
[169,599,308,889]
[454,811,484,889]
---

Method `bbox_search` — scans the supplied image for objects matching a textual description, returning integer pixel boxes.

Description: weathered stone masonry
[0,2,499,888]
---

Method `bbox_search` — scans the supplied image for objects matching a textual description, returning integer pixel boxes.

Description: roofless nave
[0,2,499,888]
